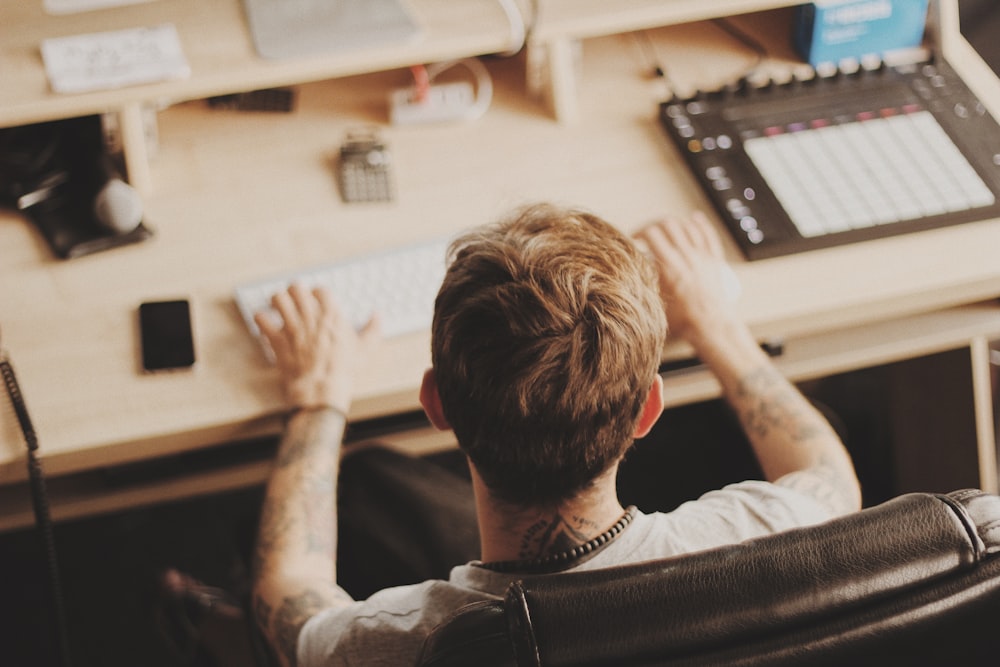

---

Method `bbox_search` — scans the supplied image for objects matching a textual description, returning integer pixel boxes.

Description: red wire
[410,64,430,103]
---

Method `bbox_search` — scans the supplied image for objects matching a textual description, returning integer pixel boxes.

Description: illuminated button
[679,126,695,138]
[686,101,707,115]
[702,137,717,150]
[740,216,758,231]
[743,187,756,201]
[747,228,765,244]
[688,139,703,153]
[712,177,733,191]
[717,134,733,149]
[706,166,727,180]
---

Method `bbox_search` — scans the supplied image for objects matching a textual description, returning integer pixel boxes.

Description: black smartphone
[138,299,196,372]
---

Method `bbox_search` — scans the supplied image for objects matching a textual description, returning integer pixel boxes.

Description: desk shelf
[0,302,995,533]
[0,0,522,192]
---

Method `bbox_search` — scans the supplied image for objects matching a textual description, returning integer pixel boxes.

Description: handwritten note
[41,24,190,94]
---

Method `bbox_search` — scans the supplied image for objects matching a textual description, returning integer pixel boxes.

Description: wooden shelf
[0,0,521,127]
[0,0,522,191]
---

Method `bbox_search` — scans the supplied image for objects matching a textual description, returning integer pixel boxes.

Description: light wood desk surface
[2,4,1000,525]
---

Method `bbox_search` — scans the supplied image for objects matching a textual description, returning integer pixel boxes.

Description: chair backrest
[417,489,1000,666]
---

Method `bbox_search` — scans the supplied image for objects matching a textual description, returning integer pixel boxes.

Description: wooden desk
[1,1,999,530]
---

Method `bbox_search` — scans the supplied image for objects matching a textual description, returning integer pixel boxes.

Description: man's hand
[255,283,381,413]
[634,212,739,345]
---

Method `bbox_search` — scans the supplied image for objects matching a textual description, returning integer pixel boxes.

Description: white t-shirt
[298,480,832,667]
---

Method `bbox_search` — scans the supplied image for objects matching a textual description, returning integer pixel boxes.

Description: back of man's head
[431,203,667,507]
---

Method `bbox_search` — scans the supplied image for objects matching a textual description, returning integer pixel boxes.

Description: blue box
[793,0,929,67]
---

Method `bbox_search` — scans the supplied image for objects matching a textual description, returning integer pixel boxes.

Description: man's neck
[473,467,626,564]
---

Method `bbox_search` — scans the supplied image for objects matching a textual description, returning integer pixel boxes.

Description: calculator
[337,130,394,203]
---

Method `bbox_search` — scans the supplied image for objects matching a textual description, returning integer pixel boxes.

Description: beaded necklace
[478,506,638,574]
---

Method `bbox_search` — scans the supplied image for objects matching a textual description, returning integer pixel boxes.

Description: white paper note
[41,23,190,94]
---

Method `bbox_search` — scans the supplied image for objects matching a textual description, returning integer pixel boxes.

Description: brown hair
[431,204,667,506]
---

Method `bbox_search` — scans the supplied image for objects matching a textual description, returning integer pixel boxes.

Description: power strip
[389,82,477,125]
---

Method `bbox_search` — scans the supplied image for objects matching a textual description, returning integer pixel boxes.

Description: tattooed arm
[637,215,861,516]
[254,408,352,667]
[252,284,380,667]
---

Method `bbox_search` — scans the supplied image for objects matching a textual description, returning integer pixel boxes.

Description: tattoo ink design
[254,502,292,571]
[273,589,329,667]
[253,591,274,632]
[519,512,595,560]
[735,367,822,442]
[735,365,858,514]
[275,432,313,469]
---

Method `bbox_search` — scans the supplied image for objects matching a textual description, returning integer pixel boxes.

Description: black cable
[633,31,679,95]
[1,345,73,667]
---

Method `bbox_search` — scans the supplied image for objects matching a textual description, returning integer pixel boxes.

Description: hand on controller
[635,211,742,343]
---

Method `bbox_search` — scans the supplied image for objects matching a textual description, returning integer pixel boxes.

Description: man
[251,204,861,666]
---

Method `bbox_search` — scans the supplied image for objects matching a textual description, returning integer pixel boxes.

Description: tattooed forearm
[275,431,320,468]
[725,363,861,514]
[253,408,351,667]
[732,366,823,442]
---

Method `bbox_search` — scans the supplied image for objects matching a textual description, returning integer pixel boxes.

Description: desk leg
[888,345,998,495]
[971,336,999,492]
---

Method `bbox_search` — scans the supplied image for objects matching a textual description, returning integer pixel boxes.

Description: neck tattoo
[479,506,637,574]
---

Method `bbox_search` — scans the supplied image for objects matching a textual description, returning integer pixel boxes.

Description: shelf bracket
[118,102,153,195]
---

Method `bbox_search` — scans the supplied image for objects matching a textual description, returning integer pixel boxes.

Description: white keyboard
[234,237,451,354]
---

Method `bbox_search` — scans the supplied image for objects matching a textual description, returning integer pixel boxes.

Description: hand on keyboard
[255,283,380,411]
[235,237,450,360]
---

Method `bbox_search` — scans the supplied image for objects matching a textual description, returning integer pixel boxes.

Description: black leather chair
[417,489,1000,666]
